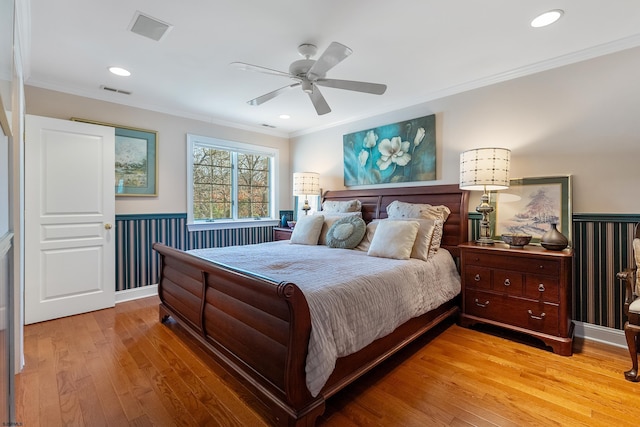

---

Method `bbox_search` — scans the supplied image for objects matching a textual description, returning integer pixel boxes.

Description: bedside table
[273,227,293,241]
[459,242,574,356]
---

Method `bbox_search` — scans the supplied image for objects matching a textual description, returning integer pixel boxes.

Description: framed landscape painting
[492,175,572,244]
[114,126,158,196]
[72,118,158,196]
[343,114,436,186]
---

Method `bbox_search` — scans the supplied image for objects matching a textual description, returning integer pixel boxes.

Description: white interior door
[25,115,115,324]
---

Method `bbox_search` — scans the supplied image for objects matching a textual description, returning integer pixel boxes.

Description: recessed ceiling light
[531,9,564,28]
[279,114,291,119]
[108,66,131,77]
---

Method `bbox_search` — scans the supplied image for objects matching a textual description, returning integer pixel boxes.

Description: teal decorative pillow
[326,215,366,249]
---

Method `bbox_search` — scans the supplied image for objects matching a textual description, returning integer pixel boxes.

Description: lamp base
[475,237,495,245]
[475,191,495,245]
[302,198,311,215]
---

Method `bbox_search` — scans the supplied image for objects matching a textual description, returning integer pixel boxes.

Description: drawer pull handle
[528,309,546,320]
[504,278,511,286]
[538,283,545,292]
[474,274,481,282]
[539,265,544,269]
[474,298,490,308]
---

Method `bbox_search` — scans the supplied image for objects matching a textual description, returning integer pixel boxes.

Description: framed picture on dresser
[492,175,572,245]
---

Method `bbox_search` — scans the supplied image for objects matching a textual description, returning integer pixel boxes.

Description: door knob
[104,223,112,230]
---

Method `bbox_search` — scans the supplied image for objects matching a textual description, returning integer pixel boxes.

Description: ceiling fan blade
[306,42,353,80]
[315,78,387,95]
[308,86,331,115]
[247,83,301,106]
[231,62,294,79]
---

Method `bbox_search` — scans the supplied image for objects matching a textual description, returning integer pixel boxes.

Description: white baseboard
[112,287,629,350]
[574,320,627,348]
[115,284,158,304]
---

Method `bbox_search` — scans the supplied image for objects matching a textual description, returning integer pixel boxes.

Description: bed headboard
[322,184,469,258]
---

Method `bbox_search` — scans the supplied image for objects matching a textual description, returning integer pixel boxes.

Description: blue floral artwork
[343,114,436,186]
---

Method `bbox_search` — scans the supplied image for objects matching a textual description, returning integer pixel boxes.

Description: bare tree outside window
[193,147,232,220]
[188,135,275,224]
[238,153,270,218]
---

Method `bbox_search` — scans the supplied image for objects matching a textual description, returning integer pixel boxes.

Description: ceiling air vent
[128,11,172,42]
[101,85,132,95]
[261,124,276,128]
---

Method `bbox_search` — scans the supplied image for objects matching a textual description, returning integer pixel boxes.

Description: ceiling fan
[231,42,387,115]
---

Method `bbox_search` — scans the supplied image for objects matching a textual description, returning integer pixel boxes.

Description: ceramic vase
[540,223,568,251]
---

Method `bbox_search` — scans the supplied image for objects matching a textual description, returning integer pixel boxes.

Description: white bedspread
[188,241,461,397]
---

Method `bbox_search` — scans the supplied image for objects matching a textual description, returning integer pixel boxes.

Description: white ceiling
[26,0,640,137]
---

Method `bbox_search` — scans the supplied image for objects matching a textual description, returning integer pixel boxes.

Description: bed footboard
[153,243,325,426]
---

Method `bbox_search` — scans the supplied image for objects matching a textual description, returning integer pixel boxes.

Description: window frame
[187,133,279,231]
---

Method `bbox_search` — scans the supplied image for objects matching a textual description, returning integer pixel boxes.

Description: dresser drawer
[511,299,560,336]
[464,290,560,336]
[524,274,560,302]
[273,228,293,241]
[463,250,560,275]
[464,266,492,290]
[464,265,524,296]
[464,290,509,323]
[493,269,523,296]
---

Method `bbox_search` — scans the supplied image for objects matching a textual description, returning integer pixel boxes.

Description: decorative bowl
[287,221,296,229]
[501,233,532,248]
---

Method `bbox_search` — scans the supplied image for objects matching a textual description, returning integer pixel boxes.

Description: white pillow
[321,199,362,213]
[386,200,451,221]
[367,220,420,260]
[429,219,445,257]
[290,215,324,245]
[315,212,363,245]
[389,218,437,261]
[355,220,380,252]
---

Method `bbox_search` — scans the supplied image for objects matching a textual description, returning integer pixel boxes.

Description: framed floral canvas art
[343,114,436,186]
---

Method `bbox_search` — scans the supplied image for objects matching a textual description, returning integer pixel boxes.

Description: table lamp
[293,172,320,215]
[459,148,511,244]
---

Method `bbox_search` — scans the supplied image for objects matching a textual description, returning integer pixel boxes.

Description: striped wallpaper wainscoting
[469,213,640,331]
[115,214,273,291]
[573,215,639,330]
[116,213,639,332]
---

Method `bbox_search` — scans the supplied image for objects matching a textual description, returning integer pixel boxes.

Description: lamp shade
[293,172,320,196]
[459,148,511,191]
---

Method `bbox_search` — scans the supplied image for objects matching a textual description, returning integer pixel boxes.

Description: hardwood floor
[16,296,640,426]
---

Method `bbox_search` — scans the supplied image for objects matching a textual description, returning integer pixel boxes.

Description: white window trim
[186,133,279,231]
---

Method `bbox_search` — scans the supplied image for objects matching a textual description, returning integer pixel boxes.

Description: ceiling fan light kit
[232,42,387,115]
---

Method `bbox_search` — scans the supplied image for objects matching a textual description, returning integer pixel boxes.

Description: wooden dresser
[272,227,293,241]
[459,242,574,356]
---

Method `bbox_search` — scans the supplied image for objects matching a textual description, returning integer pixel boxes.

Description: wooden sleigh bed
[153,184,469,426]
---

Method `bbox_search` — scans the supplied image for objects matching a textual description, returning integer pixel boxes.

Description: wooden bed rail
[153,242,325,425]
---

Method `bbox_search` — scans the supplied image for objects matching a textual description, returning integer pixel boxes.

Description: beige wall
[26,45,640,215]
[24,87,292,214]
[291,46,640,214]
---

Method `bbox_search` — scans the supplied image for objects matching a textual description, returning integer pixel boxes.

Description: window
[187,134,279,230]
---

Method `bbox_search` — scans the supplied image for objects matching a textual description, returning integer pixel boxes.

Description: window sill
[187,219,279,232]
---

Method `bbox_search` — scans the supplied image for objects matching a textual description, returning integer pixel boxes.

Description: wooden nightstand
[273,227,293,241]
[459,242,574,356]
